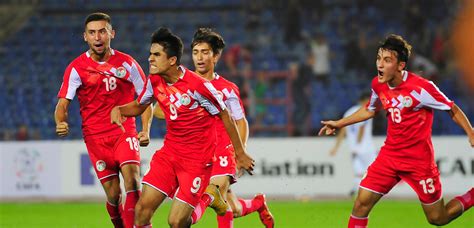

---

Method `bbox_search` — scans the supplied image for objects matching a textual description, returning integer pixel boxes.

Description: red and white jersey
[57,49,146,139]
[211,73,246,149]
[138,66,227,163]
[366,71,454,161]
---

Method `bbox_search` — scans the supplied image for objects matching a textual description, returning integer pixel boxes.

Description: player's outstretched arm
[138,105,153,146]
[319,106,375,136]
[448,103,474,147]
[235,117,249,148]
[54,98,71,137]
[218,109,255,175]
[111,100,150,132]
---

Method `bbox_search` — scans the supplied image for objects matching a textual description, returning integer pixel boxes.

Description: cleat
[205,184,228,216]
[255,194,274,228]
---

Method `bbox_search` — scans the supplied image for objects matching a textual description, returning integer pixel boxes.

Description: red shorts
[360,150,442,204]
[84,132,140,184]
[142,148,212,207]
[211,143,237,184]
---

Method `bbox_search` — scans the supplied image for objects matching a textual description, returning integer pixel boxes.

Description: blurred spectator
[15,124,29,141]
[310,32,330,85]
[290,54,313,136]
[284,0,302,44]
[253,71,268,126]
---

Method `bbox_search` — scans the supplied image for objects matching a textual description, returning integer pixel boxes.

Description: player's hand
[138,131,150,147]
[56,121,69,137]
[318,120,339,136]
[235,149,255,176]
[329,148,337,156]
[110,106,125,132]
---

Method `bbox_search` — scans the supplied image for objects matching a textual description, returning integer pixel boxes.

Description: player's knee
[426,213,447,226]
[352,198,373,216]
[168,215,189,228]
[123,176,140,190]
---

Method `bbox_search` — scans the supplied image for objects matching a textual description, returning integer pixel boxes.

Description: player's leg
[102,177,124,228]
[229,188,274,228]
[168,199,195,228]
[85,136,124,227]
[120,163,141,228]
[349,188,383,227]
[115,132,142,228]
[135,184,168,227]
[349,153,398,228]
[209,176,234,228]
[406,173,474,225]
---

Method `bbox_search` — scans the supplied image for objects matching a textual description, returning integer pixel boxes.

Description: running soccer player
[186,28,275,228]
[110,27,255,227]
[319,34,474,227]
[55,12,152,228]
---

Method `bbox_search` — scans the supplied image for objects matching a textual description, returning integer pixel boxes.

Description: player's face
[376,48,405,84]
[192,42,219,75]
[84,20,114,57]
[148,43,175,75]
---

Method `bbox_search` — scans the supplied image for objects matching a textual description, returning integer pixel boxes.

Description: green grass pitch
[1,200,473,227]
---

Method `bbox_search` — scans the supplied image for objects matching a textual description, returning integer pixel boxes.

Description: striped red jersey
[138,66,226,163]
[366,71,454,162]
[57,49,146,138]
[211,73,246,148]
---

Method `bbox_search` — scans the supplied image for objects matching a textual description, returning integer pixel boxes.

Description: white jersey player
[329,93,377,195]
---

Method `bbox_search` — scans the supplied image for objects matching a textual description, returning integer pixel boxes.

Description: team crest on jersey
[180,94,191,106]
[402,96,413,108]
[115,67,127,78]
[96,160,106,172]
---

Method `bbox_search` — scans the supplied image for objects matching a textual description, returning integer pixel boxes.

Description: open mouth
[94,43,104,48]
[378,70,384,77]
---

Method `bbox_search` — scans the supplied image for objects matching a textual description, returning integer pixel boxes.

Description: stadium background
[0,0,473,227]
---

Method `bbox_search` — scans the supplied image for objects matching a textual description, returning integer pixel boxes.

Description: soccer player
[54,12,152,228]
[184,28,274,228]
[110,27,255,228]
[319,34,474,227]
[328,92,377,196]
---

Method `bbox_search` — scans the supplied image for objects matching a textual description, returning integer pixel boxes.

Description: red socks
[191,193,212,224]
[348,215,368,228]
[106,201,123,228]
[455,188,474,212]
[217,209,234,228]
[123,190,140,228]
[237,197,263,217]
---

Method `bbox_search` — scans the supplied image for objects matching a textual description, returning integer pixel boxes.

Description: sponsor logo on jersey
[96,160,106,172]
[403,96,413,107]
[115,67,127,78]
[180,94,191,106]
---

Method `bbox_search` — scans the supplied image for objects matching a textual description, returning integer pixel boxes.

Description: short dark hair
[151,27,183,65]
[191,28,226,55]
[378,34,412,63]
[84,12,112,28]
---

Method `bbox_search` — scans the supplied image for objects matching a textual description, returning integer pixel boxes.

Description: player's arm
[111,100,150,132]
[218,109,255,175]
[329,127,346,156]
[448,103,474,147]
[54,98,71,137]
[153,103,165,119]
[319,106,375,136]
[138,105,153,146]
[235,117,249,147]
